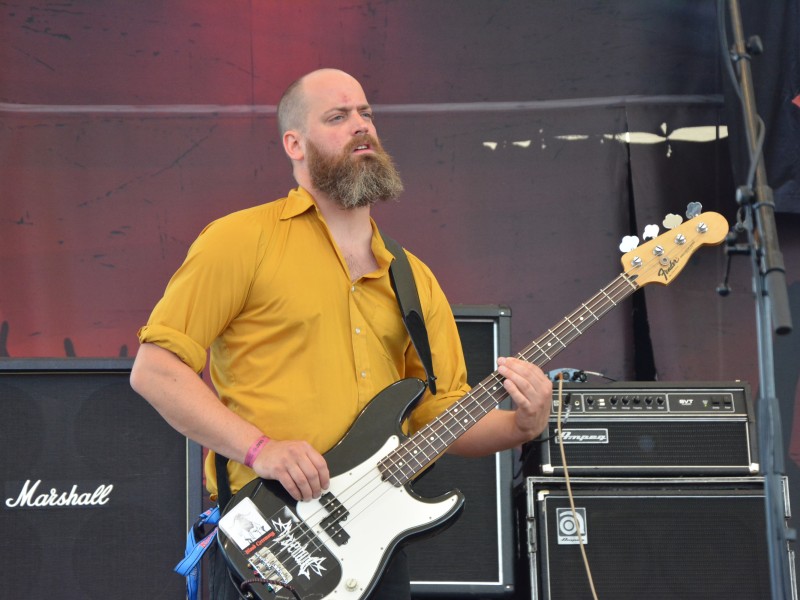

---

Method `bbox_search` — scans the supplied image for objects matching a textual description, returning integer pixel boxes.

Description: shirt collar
[280,186,395,275]
[280,186,317,220]
[370,220,395,273]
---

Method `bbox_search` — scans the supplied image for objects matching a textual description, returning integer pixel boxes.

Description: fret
[547,328,567,349]
[599,288,618,306]
[580,302,600,322]
[564,313,585,335]
[449,404,473,434]
[622,273,639,290]
[398,442,425,470]
[430,420,458,447]
[530,338,551,362]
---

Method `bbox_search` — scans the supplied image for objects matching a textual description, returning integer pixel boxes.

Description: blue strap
[175,507,221,600]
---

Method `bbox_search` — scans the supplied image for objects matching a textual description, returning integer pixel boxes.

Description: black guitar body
[217,378,465,600]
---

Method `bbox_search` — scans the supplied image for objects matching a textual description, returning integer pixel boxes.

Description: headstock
[620,209,729,287]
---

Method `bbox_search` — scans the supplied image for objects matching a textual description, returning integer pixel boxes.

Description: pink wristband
[244,435,270,468]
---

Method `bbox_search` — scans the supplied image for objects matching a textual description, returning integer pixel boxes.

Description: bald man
[131,68,552,599]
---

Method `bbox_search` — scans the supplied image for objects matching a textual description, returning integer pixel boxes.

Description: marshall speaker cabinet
[0,359,203,600]
[529,381,758,476]
[408,305,516,597]
[521,476,798,600]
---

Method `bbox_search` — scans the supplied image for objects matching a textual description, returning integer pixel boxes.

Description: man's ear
[283,130,304,161]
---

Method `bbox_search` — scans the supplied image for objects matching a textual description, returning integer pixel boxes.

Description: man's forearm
[447,409,536,457]
[130,342,263,464]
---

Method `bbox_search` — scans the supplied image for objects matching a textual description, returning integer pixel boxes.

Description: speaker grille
[0,361,192,599]
[528,479,778,600]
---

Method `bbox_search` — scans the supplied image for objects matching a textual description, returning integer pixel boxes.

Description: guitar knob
[674,233,686,245]
[652,245,664,256]
[630,256,642,268]
[345,578,359,591]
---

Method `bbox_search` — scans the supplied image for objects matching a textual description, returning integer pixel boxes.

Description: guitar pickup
[320,492,350,546]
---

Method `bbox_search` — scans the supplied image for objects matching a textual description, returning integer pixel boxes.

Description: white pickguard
[295,436,460,598]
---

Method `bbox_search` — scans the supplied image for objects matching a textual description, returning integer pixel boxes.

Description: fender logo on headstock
[658,257,680,281]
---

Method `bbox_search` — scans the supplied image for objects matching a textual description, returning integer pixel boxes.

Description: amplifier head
[525,381,758,476]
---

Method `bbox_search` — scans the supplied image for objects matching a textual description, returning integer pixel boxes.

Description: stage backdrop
[2,0,799,594]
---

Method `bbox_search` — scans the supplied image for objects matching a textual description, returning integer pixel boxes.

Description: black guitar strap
[381,231,437,395]
[214,231,436,511]
[215,451,233,511]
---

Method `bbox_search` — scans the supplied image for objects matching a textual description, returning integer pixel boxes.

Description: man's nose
[353,114,372,135]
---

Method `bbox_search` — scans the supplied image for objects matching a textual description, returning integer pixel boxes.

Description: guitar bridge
[248,550,293,589]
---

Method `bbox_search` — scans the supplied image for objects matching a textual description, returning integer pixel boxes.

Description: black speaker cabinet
[522,476,798,600]
[409,305,515,597]
[0,358,202,599]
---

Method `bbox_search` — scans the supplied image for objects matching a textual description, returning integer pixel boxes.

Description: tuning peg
[662,213,683,230]
[686,202,703,219]
[642,224,659,240]
[619,235,639,253]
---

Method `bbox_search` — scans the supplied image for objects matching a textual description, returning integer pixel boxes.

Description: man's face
[300,70,377,159]
[298,71,403,207]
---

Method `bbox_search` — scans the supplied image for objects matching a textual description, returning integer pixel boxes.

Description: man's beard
[307,135,404,209]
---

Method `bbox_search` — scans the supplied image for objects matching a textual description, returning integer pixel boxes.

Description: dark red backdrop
[2,0,799,587]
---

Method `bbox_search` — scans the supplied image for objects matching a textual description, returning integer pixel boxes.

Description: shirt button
[361,371,367,378]
[351,285,356,292]
[355,327,361,334]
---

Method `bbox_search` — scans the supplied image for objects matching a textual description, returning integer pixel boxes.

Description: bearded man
[131,68,551,600]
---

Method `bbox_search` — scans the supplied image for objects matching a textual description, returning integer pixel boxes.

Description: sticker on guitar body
[220,497,328,583]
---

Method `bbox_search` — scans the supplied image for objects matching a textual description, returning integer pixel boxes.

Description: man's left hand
[496,356,552,441]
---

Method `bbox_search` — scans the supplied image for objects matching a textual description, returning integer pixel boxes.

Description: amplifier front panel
[531,382,757,475]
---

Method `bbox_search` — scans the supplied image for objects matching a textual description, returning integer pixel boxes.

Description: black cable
[240,577,302,600]
[226,566,304,600]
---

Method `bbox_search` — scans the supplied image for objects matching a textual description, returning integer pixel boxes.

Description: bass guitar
[217,209,729,599]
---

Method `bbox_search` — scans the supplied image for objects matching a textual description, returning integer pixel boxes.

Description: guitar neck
[380,272,640,485]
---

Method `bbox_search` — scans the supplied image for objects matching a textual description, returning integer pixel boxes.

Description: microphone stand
[722,1,795,598]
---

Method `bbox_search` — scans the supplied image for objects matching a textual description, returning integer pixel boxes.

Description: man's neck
[309,189,378,280]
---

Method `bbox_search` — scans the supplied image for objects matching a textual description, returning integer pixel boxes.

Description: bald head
[277,69,364,136]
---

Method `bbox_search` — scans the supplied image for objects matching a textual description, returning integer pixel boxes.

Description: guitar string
[241,228,697,582]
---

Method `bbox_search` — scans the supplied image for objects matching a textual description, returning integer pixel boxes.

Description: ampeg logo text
[556,507,588,544]
[4,479,113,509]
[555,429,609,444]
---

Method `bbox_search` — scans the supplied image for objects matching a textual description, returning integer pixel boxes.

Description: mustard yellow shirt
[138,187,470,493]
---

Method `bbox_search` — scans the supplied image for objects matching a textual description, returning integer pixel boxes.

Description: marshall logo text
[5,479,113,509]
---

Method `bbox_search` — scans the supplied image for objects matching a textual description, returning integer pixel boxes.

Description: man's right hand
[253,440,330,501]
